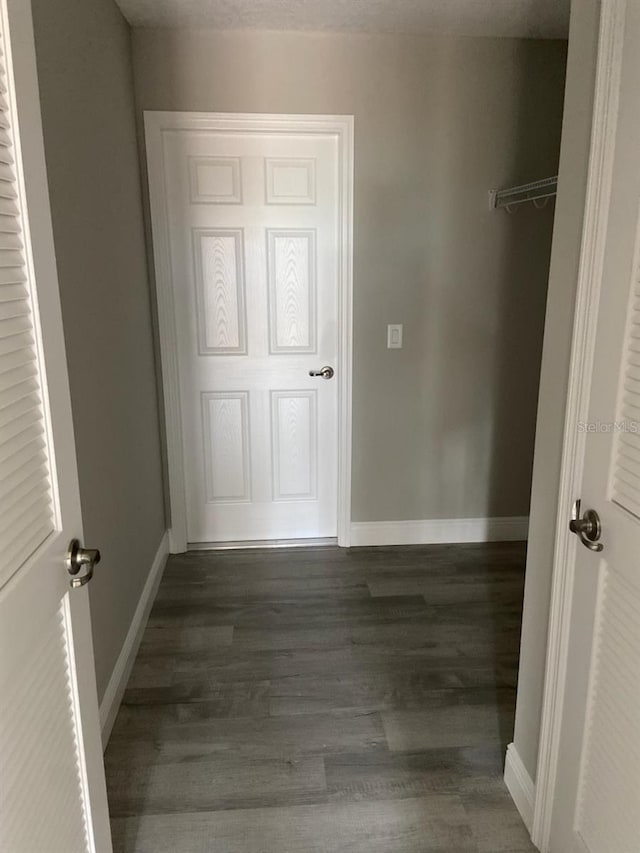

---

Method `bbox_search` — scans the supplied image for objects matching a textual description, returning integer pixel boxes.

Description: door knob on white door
[66,539,101,588]
[309,366,334,379]
[569,499,603,552]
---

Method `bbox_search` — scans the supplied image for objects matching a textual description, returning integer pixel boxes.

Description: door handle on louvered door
[569,500,603,552]
[66,539,101,588]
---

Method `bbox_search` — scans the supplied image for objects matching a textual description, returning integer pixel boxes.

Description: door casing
[532,2,626,849]
[144,112,354,553]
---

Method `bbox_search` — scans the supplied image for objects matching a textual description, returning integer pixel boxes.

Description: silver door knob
[569,500,603,552]
[309,366,334,379]
[66,539,101,588]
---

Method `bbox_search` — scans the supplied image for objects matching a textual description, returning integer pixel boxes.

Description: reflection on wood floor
[106,542,535,852]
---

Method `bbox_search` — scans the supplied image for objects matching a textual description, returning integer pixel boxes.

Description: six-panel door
[161,129,339,544]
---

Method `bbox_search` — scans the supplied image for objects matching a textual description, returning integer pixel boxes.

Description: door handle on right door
[569,499,603,552]
[309,366,334,379]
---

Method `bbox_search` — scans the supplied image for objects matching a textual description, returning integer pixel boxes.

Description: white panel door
[156,124,340,544]
[549,4,640,851]
[0,1,111,851]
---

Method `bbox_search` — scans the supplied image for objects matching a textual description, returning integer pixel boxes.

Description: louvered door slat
[577,572,640,851]
[612,268,640,516]
[0,313,31,341]
[0,462,48,507]
[621,395,640,419]
[0,451,47,502]
[0,360,38,393]
[0,282,29,301]
[0,423,46,466]
[0,251,24,269]
[0,161,14,185]
[610,479,640,519]
[0,490,51,541]
[613,454,640,487]
[0,388,39,430]
[0,51,55,583]
[0,212,21,233]
[0,515,54,579]
[624,376,640,397]
[0,436,45,482]
[627,353,640,371]
[618,429,640,454]
[0,127,13,158]
[0,297,30,321]
[617,440,640,468]
[613,465,640,496]
[0,195,16,216]
[629,326,640,341]
[0,408,45,450]
[0,329,32,357]
[0,261,27,282]
[0,373,38,413]
[0,184,14,201]
[1,606,89,852]
[0,344,34,376]
[0,395,39,434]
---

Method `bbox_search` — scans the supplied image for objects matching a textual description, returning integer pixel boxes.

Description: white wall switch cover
[387,324,403,349]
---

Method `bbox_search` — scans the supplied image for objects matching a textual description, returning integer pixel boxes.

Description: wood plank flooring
[105,542,535,852]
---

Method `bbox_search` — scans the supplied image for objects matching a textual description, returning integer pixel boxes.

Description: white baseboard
[504,742,536,833]
[188,536,337,550]
[99,531,169,747]
[349,516,529,546]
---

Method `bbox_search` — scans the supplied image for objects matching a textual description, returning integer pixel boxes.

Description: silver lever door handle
[569,500,603,552]
[66,538,101,588]
[309,366,334,379]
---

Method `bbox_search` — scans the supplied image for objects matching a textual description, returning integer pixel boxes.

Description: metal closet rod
[489,175,558,211]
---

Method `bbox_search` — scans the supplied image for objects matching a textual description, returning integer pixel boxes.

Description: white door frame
[144,112,354,553]
[531,2,626,850]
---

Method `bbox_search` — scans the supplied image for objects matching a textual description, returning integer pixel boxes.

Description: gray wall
[513,0,600,781]
[31,0,165,701]
[132,29,566,524]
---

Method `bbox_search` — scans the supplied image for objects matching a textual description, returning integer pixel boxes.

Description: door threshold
[187,536,338,551]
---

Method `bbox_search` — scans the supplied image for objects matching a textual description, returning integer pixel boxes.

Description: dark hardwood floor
[106,542,535,852]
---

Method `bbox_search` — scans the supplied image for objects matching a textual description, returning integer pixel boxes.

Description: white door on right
[549,4,640,851]
[148,118,341,546]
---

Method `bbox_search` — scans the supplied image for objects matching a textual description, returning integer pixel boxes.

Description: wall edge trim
[98,530,169,748]
[505,742,536,834]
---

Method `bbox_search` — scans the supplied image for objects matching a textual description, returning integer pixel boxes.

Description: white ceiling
[115,0,570,38]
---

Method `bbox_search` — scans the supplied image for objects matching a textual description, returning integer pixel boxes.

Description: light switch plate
[387,324,403,349]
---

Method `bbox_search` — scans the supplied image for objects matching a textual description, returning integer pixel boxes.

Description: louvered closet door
[548,5,640,851]
[0,2,111,852]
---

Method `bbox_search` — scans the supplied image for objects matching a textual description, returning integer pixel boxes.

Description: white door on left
[0,1,111,851]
